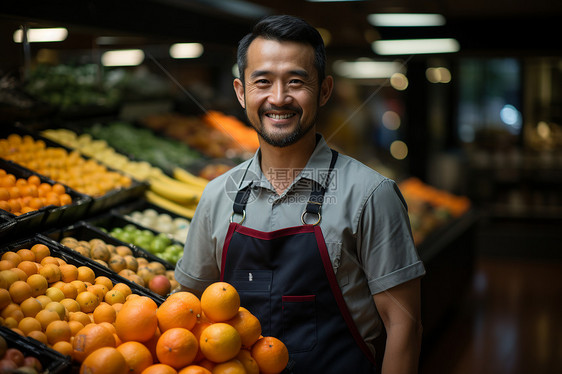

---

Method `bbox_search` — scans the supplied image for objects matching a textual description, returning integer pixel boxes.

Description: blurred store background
[1,1,561,373]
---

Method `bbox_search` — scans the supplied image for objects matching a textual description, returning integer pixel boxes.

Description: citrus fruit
[156,291,200,332]
[200,282,240,322]
[199,322,241,363]
[156,327,198,369]
[251,336,289,374]
[115,296,158,343]
[73,323,116,362]
[117,341,154,374]
[225,309,262,348]
[80,346,127,374]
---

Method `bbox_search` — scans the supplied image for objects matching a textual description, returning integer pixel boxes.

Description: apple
[148,274,171,297]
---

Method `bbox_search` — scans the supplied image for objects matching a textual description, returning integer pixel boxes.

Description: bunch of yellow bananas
[145,167,208,219]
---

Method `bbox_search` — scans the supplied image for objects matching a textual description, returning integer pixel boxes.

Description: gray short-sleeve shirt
[175,134,425,352]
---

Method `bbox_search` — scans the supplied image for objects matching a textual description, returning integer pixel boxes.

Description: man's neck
[259,133,317,195]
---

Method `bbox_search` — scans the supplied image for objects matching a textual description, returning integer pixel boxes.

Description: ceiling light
[102,49,144,67]
[170,43,204,59]
[13,28,68,43]
[367,13,445,27]
[332,60,405,79]
[372,38,460,55]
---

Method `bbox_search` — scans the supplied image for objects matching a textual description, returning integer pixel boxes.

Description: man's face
[234,37,332,147]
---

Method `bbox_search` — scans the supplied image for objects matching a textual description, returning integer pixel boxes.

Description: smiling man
[175,15,426,374]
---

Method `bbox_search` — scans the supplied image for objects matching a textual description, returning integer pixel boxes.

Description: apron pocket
[282,295,317,353]
[231,269,272,335]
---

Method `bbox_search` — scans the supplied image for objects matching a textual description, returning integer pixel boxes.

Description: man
[175,15,425,374]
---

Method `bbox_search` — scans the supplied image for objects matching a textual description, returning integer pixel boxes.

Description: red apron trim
[234,223,315,240]
[220,223,238,281]
[314,225,377,366]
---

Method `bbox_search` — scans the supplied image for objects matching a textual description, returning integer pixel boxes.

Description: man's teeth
[267,113,294,120]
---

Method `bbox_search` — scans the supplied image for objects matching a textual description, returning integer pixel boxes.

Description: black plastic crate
[85,213,179,270]
[0,158,92,234]
[0,326,72,374]
[2,233,164,305]
[0,123,148,217]
[0,212,16,240]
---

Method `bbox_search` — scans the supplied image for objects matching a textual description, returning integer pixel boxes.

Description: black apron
[220,150,376,373]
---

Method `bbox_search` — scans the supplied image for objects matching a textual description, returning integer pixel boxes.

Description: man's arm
[373,277,423,374]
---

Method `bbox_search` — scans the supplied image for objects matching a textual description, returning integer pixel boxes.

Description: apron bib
[220,150,376,373]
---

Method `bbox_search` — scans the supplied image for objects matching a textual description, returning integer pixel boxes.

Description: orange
[199,323,241,363]
[200,282,240,322]
[3,316,19,329]
[46,320,72,345]
[61,298,81,313]
[86,284,107,302]
[76,291,100,313]
[17,261,38,277]
[59,264,79,283]
[212,359,247,374]
[39,263,61,284]
[52,340,74,357]
[2,251,22,267]
[141,363,178,374]
[9,280,33,304]
[144,327,161,362]
[45,301,66,320]
[225,309,262,348]
[35,309,61,331]
[40,256,60,266]
[177,365,212,374]
[68,320,85,336]
[104,289,126,305]
[94,276,113,290]
[60,282,78,299]
[156,291,201,332]
[16,249,35,262]
[26,273,48,297]
[77,266,96,283]
[35,295,52,308]
[156,327,198,369]
[236,349,259,374]
[27,175,41,186]
[0,260,14,271]
[0,288,12,309]
[115,296,158,343]
[98,321,117,335]
[52,183,66,195]
[27,330,49,345]
[251,336,289,374]
[80,346,127,374]
[73,323,116,363]
[20,297,42,318]
[30,244,50,262]
[45,286,65,302]
[69,311,92,327]
[117,341,154,374]
[71,279,88,294]
[112,283,132,299]
[18,316,42,336]
[10,267,27,281]
[197,359,215,372]
[93,302,117,324]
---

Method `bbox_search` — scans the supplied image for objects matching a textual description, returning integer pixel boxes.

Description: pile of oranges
[0,169,73,215]
[0,133,132,197]
[0,243,289,374]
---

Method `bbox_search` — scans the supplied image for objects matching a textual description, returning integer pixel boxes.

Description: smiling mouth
[265,113,296,120]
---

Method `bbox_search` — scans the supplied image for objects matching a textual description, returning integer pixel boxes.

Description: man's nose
[268,82,292,106]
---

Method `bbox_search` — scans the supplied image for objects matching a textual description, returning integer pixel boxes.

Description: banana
[172,167,209,189]
[145,190,196,219]
[148,174,203,204]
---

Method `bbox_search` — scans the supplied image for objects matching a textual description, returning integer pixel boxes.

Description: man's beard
[247,106,317,148]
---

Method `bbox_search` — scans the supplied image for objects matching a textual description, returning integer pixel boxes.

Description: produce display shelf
[7,232,165,304]
[42,221,169,303]
[85,213,178,270]
[0,123,148,217]
[0,157,92,240]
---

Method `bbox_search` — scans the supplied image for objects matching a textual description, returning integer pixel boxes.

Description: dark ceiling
[2,0,562,59]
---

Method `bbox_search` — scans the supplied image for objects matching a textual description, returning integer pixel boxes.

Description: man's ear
[319,75,334,107]
[233,78,246,109]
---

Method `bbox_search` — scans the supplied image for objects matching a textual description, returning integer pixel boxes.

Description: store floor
[419,254,562,374]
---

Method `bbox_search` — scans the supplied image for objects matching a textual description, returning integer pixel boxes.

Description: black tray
[0,326,72,374]
[2,233,165,305]
[84,213,177,270]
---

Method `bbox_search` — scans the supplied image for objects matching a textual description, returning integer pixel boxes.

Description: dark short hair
[237,15,327,84]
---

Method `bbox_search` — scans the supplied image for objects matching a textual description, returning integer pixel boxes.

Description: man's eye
[255,79,269,85]
[289,79,303,84]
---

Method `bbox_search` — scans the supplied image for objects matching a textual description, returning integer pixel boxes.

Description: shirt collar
[239,133,334,191]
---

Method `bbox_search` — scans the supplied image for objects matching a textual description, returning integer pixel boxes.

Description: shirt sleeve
[174,190,221,293]
[358,179,426,295]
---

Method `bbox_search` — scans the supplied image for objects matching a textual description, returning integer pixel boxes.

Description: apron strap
[302,149,338,225]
